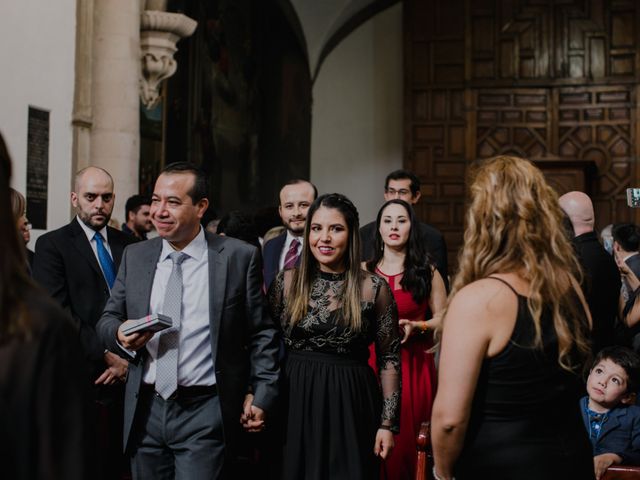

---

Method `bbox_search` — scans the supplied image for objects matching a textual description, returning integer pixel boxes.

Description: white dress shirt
[278,231,304,270]
[76,216,113,279]
[143,228,215,386]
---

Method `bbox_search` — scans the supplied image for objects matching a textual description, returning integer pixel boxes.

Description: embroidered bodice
[268,269,401,431]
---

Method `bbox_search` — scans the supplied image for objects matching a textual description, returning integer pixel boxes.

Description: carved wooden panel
[405,0,467,270]
[475,89,551,159]
[474,85,635,228]
[406,0,640,272]
[557,86,636,226]
[469,0,639,82]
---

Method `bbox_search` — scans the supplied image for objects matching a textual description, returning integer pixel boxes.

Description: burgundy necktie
[283,238,300,270]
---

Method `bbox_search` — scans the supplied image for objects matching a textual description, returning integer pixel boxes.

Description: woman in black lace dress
[268,193,401,480]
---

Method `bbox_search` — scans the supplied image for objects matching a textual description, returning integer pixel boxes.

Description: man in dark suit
[559,191,621,354]
[262,179,317,289]
[122,194,152,240]
[33,166,137,479]
[359,169,448,289]
[97,162,280,479]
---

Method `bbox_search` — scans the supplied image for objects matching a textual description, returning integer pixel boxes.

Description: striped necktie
[283,238,300,270]
[155,251,189,400]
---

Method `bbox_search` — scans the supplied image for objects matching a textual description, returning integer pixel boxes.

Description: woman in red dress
[365,199,447,480]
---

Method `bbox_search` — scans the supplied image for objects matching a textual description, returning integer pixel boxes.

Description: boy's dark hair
[612,223,640,252]
[384,169,421,195]
[125,194,151,219]
[160,162,208,203]
[592,346,640,393]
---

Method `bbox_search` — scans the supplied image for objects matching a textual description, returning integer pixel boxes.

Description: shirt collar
[76,215,108,243]
[285,230,303,248]
[160,227,207,262]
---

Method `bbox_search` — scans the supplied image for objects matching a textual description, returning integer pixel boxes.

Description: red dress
[369,269,437,480]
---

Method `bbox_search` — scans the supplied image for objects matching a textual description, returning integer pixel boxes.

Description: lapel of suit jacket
[266,232,286,271]
[106,227,126,267]
[598,407,625,440]
[69,218,106,283]
[139,238,163,316]
[206,232,227,365]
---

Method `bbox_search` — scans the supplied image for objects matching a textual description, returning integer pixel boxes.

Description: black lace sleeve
[373,277,401,432]
[267,270,286,326]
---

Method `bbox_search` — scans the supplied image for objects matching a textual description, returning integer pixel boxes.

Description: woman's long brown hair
[0,132,32,343]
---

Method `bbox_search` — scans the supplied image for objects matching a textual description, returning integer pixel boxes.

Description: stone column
[90,0,141,226]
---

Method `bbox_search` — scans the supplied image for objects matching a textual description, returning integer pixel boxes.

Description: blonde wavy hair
[448,155,591,371]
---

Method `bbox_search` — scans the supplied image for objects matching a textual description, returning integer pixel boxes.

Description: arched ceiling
[283,0,400,81]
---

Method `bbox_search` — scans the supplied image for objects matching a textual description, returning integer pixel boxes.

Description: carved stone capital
[139,10,197,109]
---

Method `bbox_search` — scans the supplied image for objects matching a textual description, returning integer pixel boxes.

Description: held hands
[240,393,266,433]
[373,428,395,459]
[117,321,155,351]
[398,319,426,344]
[594,453,622,480]
[95,351,129,385]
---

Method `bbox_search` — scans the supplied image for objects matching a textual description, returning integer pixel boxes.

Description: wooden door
[405,0,640,271]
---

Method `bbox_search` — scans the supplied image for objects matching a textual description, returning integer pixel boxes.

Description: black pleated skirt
[281,350,381,480]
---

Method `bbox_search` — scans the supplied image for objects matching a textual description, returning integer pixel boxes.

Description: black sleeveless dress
[455,277,595,479]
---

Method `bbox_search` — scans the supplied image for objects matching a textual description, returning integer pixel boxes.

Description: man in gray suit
[97,162,279,479]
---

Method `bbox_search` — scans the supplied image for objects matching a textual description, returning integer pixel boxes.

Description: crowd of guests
[2,124,640,480]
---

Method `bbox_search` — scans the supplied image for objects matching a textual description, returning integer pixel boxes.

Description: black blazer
[263,232,287,290]
[97,232,280,454]
[360,220,449,290]
[33,218,137,372]
[573,231,621,354]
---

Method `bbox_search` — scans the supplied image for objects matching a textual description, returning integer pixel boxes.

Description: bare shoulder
[450,278,517,310]
[444,278,518,343]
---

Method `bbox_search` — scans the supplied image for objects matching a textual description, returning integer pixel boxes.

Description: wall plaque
[26,106,49,230]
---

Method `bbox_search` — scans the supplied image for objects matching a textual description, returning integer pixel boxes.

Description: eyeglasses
[385,188,412,197]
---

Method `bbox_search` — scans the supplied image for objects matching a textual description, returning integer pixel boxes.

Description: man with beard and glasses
[263,179,317,289]
[33,166,137,480]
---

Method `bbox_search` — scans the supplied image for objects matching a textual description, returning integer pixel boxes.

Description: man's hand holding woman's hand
[240,393,266,433]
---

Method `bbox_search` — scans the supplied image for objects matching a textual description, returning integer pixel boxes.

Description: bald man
[33,166,137,479]
[559,191,620,353]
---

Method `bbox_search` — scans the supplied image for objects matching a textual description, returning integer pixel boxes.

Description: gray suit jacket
[97,232,280,454]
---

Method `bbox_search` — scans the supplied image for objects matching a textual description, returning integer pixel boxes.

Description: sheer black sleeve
[267,270,286,326]
[372,276,401,432]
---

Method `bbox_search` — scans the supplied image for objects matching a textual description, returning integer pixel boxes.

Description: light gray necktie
[156,251,188,400]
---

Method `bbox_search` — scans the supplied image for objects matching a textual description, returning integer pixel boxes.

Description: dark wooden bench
[603,466,640,480]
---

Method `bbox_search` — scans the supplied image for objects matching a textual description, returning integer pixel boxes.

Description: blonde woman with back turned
[431,156,595,479]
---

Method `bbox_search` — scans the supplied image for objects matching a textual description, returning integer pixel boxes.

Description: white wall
[310,3,403,226]
[0,0,76,246]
